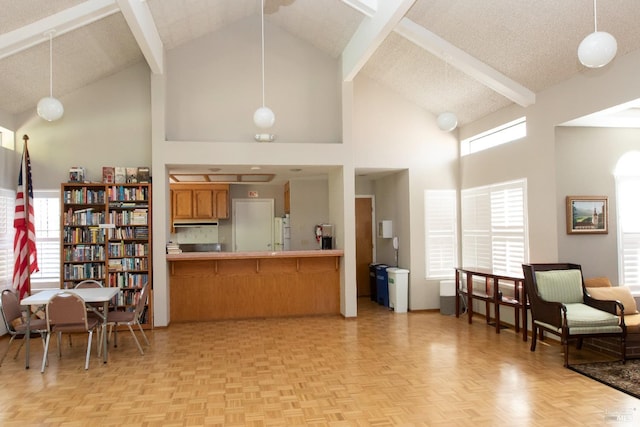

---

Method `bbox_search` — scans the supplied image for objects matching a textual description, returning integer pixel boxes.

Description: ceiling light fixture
[37,30,64,122]
[437,59,457,132]
[578,0,617,68]
[437,112,458,132]
[253,0,275,130]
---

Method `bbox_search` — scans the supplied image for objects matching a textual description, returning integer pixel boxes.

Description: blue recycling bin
[369,263,382,302]
[375,264,390,307]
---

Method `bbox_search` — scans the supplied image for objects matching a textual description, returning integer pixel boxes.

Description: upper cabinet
[170,183,229,221]
[172,188,194,219]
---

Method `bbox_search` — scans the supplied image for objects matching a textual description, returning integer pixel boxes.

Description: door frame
[356,195,377,263]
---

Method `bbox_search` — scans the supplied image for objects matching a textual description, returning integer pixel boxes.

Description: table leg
[102,300,108,363]
[467,273,473,324]
[455,270,461,318]
[493,277,501,333]
[521,280,528,342]
[25,306,31,369]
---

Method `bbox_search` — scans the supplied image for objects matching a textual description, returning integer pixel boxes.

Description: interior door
[232,199,274,251]
[355,197,373,297]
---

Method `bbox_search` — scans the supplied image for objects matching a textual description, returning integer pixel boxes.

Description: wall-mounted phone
[392,236,399,250]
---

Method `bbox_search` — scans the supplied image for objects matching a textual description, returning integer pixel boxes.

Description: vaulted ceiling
[2,0,640,128]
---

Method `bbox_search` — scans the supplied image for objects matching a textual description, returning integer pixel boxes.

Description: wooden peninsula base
[167,250,343,322]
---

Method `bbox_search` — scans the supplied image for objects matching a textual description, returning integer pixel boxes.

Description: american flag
[13,144,38,299]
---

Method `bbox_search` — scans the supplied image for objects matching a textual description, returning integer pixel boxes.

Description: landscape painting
[566,196,608,234]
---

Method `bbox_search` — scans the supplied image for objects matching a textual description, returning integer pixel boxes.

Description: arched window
[614,151,640,292]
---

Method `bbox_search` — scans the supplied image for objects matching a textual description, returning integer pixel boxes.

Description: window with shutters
[461,179,528,277]
[30,190,60,288]
[615,152,640,293]
[425,190,457,279]
[0,189,14,289]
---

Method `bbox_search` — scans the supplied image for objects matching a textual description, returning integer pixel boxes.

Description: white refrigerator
[274,215,291,251]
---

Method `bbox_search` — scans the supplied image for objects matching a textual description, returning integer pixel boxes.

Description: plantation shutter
[425,190,457,278]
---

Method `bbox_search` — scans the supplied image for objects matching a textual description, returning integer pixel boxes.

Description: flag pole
[22,134,31,297]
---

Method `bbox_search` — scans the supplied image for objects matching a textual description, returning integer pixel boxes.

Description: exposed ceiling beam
[340,1,536,107]
[395,18,535,107]
[0,0,120,61]
[339,0,377,16]
[117,0,164,74]
[342,0,416,81]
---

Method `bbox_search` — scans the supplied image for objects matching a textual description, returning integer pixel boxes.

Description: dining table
[20,287,120,369]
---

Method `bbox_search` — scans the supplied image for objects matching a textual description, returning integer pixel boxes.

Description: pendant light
[37,30,64,122]
[253,0,275,129]
[578,0,617,68]
[437,59,457,132]
[437,112,458,132]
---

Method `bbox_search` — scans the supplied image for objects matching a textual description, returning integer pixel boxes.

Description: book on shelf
[137,167,150,183]
[115,167,126,183]
[102,167,115,184]
[126,167,138,183]
[69,167,85,183]
[166,242,182,254]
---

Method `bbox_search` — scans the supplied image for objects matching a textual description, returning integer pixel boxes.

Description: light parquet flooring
[0,298,637,426]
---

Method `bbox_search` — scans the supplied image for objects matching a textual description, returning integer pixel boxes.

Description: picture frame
[566,196,608,234]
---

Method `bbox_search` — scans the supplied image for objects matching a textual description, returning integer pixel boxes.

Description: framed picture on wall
[566,196,608,234]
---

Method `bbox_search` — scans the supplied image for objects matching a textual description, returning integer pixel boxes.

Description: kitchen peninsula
[167,249,344,322]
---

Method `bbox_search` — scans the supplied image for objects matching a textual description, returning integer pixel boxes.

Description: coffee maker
[320,224,333,250]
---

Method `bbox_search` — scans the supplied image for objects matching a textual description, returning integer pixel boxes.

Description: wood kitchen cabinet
[172,188,194,219]
[171,183,229,221]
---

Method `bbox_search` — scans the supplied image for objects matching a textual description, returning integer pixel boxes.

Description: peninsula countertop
[166,249,344,261]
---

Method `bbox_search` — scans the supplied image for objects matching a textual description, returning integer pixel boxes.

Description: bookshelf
[61,183,152,328]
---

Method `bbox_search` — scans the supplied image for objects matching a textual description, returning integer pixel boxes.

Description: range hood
[173,219,219,227]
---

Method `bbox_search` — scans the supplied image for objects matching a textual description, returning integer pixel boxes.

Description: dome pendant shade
[578,31,617,68]
[437,112,458,132]
[253,106,275,129]
[37,96,64,122]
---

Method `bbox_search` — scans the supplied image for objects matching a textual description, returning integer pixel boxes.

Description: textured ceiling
[1,0,640,128]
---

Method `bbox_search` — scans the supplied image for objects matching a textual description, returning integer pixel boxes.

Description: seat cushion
[565,303,622,333]
[587,286,639,315]
[535,269,584,303]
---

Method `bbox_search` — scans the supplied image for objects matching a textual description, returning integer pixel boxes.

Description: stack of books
[166,242,182,254]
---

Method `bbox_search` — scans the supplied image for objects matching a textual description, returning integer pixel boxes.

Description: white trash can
[387,267,409,313]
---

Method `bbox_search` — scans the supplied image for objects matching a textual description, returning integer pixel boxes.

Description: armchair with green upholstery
[522,263,626,367]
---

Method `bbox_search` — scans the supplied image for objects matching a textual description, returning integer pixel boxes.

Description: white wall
[460,49,640,275]
[13,62,151,188]
[351,76,458,310]
[165,15,341,143]
[555,126,640,281]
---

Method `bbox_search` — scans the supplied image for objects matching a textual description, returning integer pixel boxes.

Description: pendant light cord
[48,31,54,98]
[260,0,266,108]
[593,0,598,32]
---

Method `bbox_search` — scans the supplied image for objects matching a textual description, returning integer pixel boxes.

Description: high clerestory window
[461,117,526,156]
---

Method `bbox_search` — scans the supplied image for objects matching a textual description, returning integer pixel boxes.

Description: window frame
[615,157,640,294]
[460,179,529,278]
[424,189,458,279]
